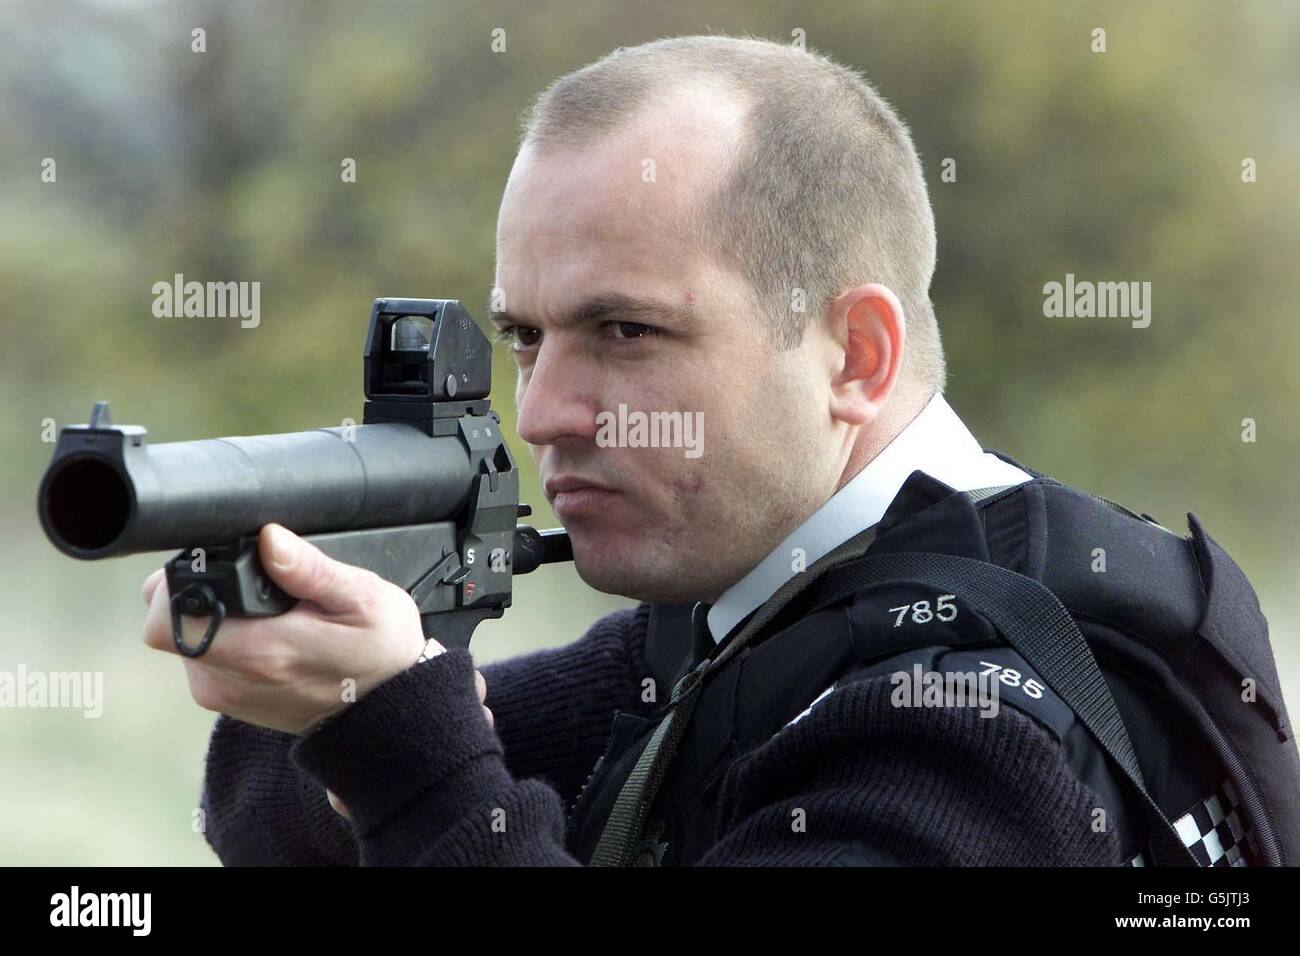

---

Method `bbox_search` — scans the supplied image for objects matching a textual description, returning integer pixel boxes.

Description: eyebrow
[487,292,698,332]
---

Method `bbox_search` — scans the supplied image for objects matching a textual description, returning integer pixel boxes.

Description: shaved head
[518,34,944,394]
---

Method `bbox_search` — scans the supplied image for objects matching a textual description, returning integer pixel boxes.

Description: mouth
[544,475,621,518]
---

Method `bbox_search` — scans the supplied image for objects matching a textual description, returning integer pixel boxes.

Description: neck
[832,388,934,495]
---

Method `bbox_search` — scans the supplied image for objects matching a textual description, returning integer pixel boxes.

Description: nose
[515,339,601,449]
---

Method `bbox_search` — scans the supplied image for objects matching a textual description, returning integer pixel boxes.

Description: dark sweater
[199,602,1123,866]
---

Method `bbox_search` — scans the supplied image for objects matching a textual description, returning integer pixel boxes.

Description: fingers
[142,573,203,655]
[326,788,351,820]
[472,670,492,726]
[141,572,219,657]
[474,671,493,727]
[258,523,378,615]
[141,573,172,652]
[142,568,165,604]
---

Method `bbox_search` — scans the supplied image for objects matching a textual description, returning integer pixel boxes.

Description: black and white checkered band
[1125,779,1252,867]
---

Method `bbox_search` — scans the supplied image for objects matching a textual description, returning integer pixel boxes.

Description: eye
[495,325,541,350]
[609,321,655,340]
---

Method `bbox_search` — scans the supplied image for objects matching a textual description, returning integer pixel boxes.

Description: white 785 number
[979,661,1045,699]
[888,594,957,627]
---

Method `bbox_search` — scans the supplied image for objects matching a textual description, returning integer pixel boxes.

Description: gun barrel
[38,421,475,559]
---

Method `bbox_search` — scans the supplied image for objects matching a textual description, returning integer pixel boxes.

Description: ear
[826,283,906,427]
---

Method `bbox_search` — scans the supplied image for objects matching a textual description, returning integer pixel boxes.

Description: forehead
[494,82,749,309]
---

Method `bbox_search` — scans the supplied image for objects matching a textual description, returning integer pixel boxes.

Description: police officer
[145,35,1297,868]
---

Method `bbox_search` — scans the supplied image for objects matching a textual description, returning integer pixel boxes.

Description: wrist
[304,635,446,737]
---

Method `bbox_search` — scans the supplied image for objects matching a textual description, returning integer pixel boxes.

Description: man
[143,36,1160,865]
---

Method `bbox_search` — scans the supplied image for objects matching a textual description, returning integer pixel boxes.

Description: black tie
[689,600,713,666]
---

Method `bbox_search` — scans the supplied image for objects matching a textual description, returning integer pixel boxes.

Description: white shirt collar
[705,392,1033,643]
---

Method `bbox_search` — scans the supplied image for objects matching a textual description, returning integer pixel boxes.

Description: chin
[568,531,698,604]
[568,535,639,596]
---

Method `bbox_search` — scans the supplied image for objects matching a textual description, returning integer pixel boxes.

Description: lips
[544,475,620,517]
[543,475,616,500]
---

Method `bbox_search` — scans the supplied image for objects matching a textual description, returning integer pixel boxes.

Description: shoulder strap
[804,551,1198,866]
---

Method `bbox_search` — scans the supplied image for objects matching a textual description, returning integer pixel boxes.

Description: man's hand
[142,522,438,735]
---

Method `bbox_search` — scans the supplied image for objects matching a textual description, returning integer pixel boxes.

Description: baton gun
[36,297,571,657]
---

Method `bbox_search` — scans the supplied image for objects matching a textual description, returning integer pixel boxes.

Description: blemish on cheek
[685,290,695,304]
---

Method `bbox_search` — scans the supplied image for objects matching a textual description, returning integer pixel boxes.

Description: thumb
[259,523,376,615]
[326,788,350,820]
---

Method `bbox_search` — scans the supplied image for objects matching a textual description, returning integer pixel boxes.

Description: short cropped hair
[518,34,946,393]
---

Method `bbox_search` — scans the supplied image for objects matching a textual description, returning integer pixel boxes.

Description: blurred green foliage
[1,0,1297,864]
